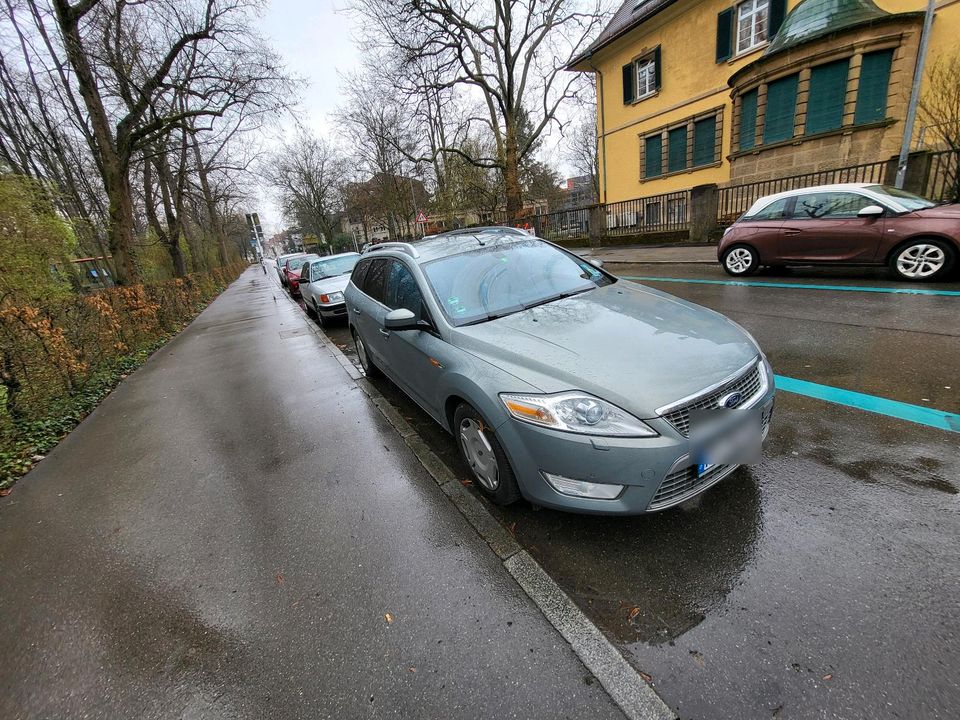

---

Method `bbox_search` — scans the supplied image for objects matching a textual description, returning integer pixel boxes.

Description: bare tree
[919,50,960,201]
[353,0,605,221]
[267,132,347,247]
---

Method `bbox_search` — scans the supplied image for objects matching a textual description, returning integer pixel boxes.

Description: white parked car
[299,253,362,325]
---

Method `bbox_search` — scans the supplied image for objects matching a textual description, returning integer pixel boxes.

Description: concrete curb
[274,274,677,720]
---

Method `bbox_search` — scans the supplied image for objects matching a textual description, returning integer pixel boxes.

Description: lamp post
[895,0,936,189]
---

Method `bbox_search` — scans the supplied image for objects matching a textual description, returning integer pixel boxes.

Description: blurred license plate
[697,462,717,477]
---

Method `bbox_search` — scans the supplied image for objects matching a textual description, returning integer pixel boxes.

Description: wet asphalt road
[0,269,625,720]
[319,262,960,720]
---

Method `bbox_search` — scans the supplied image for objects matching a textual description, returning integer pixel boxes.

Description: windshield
[312,254,359,279]
[286,256,316,272]
[866,185,937,211]
[421,240,614,327]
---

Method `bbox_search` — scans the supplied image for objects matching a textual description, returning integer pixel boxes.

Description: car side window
[351,259,371,290]
[749,197,791,221]
[301,262,313,282]
[362,259,389,304]
[792,192,873,220]
[384,260,426,319]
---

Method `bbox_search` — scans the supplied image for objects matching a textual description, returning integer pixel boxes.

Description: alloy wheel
[896,244,946,279]
[725,247,754,274]
[459,418,499,491]
[355,334,371,372]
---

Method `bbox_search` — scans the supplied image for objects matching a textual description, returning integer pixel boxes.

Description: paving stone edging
[278,279,676,720]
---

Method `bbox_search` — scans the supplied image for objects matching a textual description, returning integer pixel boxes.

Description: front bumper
[495,389,775,515]
[317,302,348,319]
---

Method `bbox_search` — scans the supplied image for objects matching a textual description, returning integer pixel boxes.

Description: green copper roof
[764,0,892,55]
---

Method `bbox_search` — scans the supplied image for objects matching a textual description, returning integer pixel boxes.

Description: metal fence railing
[716,160,888,225]
[531,207,591,241]
[604,190,691,236]
[925,149,960,203]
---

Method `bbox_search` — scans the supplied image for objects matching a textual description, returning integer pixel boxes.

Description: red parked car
[718,184,959,281]
[283,254,319,296]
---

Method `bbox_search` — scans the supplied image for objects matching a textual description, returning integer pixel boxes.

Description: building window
[644,135,663,177]
[806,58,850,135]
[668,126,687,173]
[855,49,894,125]
[641,109,723,179]
[763,73,798,145]
[736,0,769,55]
[622,47,661,104]
[636,58,657,99]
[739,88,759,150]
[693,115,718,166]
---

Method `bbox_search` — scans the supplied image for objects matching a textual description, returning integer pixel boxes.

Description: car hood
[450,281,761,418]
[311,274,351,294]
[910,203,960,219]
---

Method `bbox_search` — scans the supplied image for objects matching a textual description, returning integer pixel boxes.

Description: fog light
[542,472,623,500]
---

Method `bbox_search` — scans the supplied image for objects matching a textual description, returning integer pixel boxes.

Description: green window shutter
[806,58,849,135]
[693,115,717,166]
[740,89,759,150]
[763,74,798,144]
[855,49,893,125]
[653,46,662,90]
[622,63,635,104]
[644,135,662,177]
[668,126,688,173]
[769,0,787,36]
[716,8,734,63]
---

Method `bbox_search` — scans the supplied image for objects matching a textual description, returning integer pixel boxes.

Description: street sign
[415,210,428,224]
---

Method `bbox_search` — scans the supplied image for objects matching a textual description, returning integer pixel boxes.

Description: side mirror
[384,308,419,331]
[588,258,604,268]
[858,205,885,218]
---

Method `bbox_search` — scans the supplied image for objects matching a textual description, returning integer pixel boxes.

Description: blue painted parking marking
[774,375,960,433]
[622,276,960,297]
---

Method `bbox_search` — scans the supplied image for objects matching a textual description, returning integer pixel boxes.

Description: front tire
[314,302,326,327]
[454,403,521,506]
[890,239,954,281]
[353,329,381,378]
[722,245,760,276]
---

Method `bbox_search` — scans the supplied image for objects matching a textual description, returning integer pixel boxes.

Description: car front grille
[661,362,764,437]
[648,403,774,512]
[648,463,734,511]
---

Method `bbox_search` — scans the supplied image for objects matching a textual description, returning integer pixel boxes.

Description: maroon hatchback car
[718,184,959,281]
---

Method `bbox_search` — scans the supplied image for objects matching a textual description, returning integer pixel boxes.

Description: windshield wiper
[459,287,594,326]
[521,286,594,311]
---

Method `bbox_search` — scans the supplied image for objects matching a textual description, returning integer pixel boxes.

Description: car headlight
[319,292,344,304]
[499,392,658,437]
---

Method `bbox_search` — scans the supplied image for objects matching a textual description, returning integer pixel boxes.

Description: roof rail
[362,242,420,259]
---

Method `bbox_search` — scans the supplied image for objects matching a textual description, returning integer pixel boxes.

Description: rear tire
[889,239,954,281]
[353,329,381,378]
[454,403,521,506]
[722,245,760,276]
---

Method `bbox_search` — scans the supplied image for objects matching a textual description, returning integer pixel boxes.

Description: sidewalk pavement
[575,244,718,265]
[0,268,626,720]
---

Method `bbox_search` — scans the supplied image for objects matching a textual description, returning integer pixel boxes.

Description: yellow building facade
[569,0,960,204]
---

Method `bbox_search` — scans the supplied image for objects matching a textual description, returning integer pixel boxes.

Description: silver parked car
[344,229,775,515]
[299,253,361,325]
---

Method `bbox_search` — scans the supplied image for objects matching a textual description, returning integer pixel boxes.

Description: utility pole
[895,0,936,189]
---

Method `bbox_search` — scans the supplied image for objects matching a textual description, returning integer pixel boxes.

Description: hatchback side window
[351,259,371,290]
[362,258,389,303]
[748,197,791,220]
[792,192,873,219]
[384,260,426,319]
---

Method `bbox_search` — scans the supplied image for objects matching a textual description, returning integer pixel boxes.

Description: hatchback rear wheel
[890,239,954,281]
[353,329,381,378]
[722,245,760,276]
[454,403,520,506]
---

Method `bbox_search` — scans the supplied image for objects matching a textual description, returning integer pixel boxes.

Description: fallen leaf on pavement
[628,606,641,621]
[822,674,833,681]
[638,670,653,683]
[275,572,285,585]
[0,488,11,497]
[384,612,394,624]
[408,667,417,673]
[459,478,473,486]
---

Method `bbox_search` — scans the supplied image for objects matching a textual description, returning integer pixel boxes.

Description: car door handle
[783,228,801,235]
[379,328,390,337]
[353,307,362,314]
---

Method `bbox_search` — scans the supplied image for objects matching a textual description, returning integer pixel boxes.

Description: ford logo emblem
[719,392,742,409]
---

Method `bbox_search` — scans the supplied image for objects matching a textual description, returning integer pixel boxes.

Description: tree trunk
[503,123,523,221]
[104,157,139,283]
